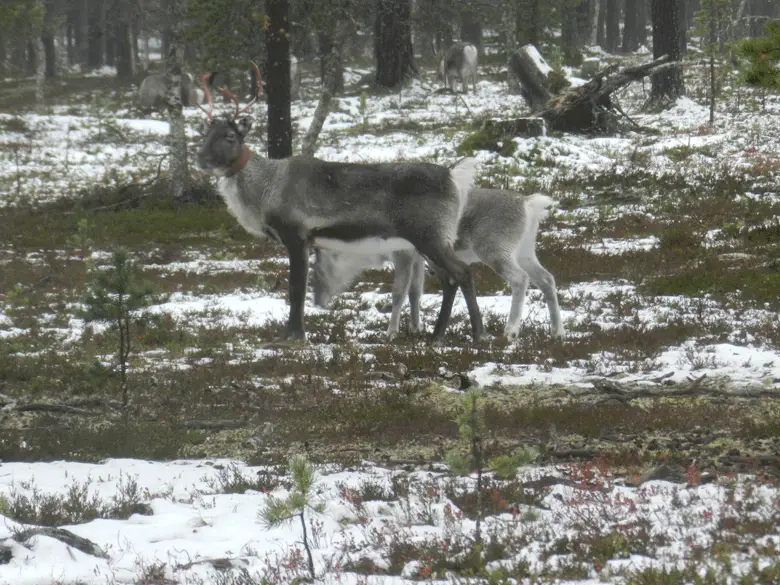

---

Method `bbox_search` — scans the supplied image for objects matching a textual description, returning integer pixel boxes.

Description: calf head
[312,249,389,308]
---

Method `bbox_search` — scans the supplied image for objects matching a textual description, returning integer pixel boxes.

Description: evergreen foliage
[259,454,324,580]
[80,249,160,417]
[738,20,780,91]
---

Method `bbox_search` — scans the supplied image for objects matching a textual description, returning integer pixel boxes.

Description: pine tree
[80,249,159,418]
[694,0,731,123]
[375,0,416,87]
[738,19,780,91]
[446,388,538,549]
[259,454,324,581]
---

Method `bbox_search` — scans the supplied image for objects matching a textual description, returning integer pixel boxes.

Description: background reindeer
[312,190,564,341]
[137,72,203,111]
[439,42,478,93]
[196,64,484,343]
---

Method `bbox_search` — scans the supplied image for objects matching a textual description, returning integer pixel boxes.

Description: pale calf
[312,189,563,340]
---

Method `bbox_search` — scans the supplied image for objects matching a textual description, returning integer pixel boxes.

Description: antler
[197,72,215,120]
[217,61,264,120]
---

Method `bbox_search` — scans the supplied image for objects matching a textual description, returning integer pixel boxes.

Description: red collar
[225,146,252,177]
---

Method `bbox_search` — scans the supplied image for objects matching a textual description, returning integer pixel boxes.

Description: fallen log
[468,52,677,150]
[509,45,555,112]
[537,54,675,133]
[12,527,109,559]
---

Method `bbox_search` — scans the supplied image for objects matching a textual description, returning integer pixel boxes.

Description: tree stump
[509,44,554,112]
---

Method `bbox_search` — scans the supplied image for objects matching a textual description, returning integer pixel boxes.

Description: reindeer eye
[225,131,236,142]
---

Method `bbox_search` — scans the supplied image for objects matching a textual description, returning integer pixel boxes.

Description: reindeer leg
[279,230,309,341]
[430,269,458,342]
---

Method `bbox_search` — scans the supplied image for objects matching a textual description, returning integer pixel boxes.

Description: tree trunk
[165,0,188,199]
[318,33,344,93]
[622,0,638,52]
[510,45,553,111]
[636,0,648,46]
[648,0,685,108]
[597,0,607,47]
[605,0,620,52]
[302,0,351,156]
[87,0,102,68]
[35,35,46,109]
[266,0,292,159]
[375,0,416,88]
[115,0,135,80]
[518,0,542,46]
[678,0,687,56]
[100,0,108,66]
[562,0,589,63]
[460,8,482,54]
[503,1,521,93]
[42,1,58,79]
[686,0,698,28]
[78,0,89,67]
[577,0,595,45]
[0,33,5,78]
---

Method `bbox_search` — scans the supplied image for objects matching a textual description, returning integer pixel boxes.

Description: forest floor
[0,49,779,584]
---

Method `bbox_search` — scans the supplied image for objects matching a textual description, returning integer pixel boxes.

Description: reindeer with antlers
[196,62,484,343]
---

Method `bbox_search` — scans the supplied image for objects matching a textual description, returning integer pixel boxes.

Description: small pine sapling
[446,388,539,548]
[259,454,325,581]
[80,248,159,418]
[693,0,732,123]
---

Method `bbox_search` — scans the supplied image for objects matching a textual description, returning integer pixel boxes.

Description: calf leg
[388,251,418,340]
[517,254,564,338]
[482,254,530,338]
[407,254,426,334]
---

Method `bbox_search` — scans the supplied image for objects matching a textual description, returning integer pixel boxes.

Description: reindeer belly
[314,236,414,254]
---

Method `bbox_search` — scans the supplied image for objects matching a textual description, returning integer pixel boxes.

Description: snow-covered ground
[1,55,779,584]
[2,59,778,391]
[1,458,778,585]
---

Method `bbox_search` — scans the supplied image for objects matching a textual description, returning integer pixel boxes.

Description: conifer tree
[80,249,159,418]
[738,19,780,91]
[259,454,324,581]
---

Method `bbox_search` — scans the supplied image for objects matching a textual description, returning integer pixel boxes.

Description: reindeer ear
[235,116,253,137]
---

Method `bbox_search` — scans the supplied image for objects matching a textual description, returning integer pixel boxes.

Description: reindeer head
[311,249,390,308]
[197,62,262,176]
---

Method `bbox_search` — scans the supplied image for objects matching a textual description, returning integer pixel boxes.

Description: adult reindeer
[196,63,484,342]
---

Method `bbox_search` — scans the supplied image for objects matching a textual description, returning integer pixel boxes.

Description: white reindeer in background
[440,42,479,93]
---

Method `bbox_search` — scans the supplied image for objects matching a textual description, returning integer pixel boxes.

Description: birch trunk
[35,36,45,109]
[503,1,521,94]
[301,1,351,157]
[165,1,188,199]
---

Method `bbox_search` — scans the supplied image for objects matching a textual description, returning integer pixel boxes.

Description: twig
[86,152,169,212]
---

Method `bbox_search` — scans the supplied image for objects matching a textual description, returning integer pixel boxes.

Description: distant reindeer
[137,72,204,111]
[196,63,485,342]
[312,190,564,341]
[440,42,478,93]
